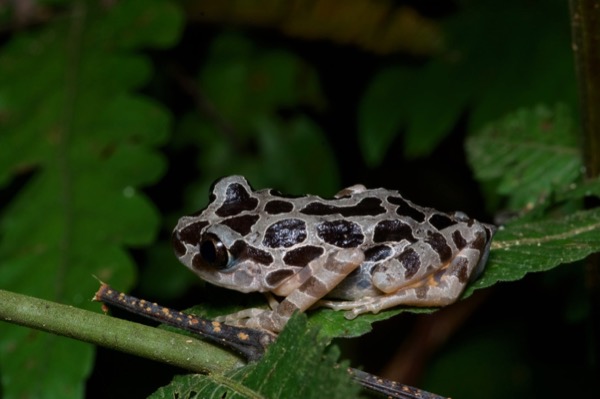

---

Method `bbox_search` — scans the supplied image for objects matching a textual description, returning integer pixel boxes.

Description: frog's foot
[317,297,378,312]
[322,297,382,320]
[214,308,285,332]
[216,292,280,325]
[215,308,269,324]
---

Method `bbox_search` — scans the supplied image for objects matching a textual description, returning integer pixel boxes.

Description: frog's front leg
[222,249,364,332]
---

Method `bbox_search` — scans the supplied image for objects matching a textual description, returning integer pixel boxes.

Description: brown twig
[94,283,449,399]
[94,283,275,361]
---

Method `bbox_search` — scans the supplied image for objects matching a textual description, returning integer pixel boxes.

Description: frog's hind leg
[342,243,488,319]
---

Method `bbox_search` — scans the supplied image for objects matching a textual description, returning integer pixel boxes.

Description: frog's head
[172,176,272,293]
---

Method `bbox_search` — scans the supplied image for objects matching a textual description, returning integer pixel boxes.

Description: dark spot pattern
[300,197,386,217]
[264,200,294,214]
[229,240,274,265]
[172,231,187,257]
[397,248,421,279]
[263,219,307,248]
[265,269,295,286]
[175,221,209,247]
[452,230,467,250]
[220,215,260,235]
[373,220,417,243]
[387,196,426,222]
[316,220,364,248]
[429,213,456,230]
[283,245,324,267]
[425,231,453,263]
[415,285,428,299]
[364,245,392,262]
[469,231,487,251]
[215,183,259,217]
[300,276,327,296]
[246,245,274,265]
[451,257,470,283]
[277,300,299,314]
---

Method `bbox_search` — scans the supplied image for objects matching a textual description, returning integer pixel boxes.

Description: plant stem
[570,0,600,176]
[569,0,600,378]
[0,289,243,374]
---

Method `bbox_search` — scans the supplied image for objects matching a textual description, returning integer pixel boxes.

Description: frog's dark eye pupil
[200,233,229,269]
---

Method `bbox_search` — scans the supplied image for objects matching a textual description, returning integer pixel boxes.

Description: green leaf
[0,1,182,398]
[358,67,413,166]
[253,115,339,195]
[466,104,581,209]
[308,306,403,340]
[150,314,360,399]
[555,176,600,202]
[466,207,600,295]
[199,33,324,128]
[403,61,471,157]
[97,0,182,49]
[359,62,472,163]
[358,0,577,166]
[451,1,578,131]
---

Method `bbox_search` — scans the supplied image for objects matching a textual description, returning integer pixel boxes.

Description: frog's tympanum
[172,176,496,332]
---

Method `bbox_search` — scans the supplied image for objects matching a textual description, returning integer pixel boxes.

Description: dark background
[0,1,593,398]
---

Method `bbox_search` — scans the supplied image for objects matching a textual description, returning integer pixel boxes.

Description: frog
[172,176,496,333]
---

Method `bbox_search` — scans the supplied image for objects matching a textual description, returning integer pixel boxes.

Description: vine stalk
[569,0,600,379]
[0,289,243,375]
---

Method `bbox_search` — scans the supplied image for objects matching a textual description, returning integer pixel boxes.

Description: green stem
[0,289,243,375]
[570,0,600,177]
[570,0,600,376]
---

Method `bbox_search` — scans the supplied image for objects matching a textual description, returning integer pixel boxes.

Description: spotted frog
[172,176,495,332]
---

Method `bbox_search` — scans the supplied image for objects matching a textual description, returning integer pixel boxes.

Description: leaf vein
[491,220,600,249]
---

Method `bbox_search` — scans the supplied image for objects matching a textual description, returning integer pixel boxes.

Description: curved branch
[0,289,243,375]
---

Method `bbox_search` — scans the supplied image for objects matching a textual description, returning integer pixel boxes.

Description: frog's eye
[199,233,230,269]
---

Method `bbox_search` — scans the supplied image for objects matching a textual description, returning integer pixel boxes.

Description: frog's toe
[344,310,358,320]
